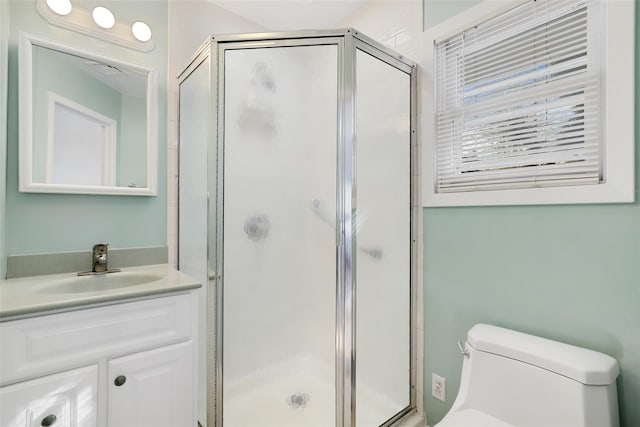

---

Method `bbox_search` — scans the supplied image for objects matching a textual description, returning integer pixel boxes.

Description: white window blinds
[434,0,602,193]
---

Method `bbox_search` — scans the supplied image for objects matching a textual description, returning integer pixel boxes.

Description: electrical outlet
[432,373,446,402]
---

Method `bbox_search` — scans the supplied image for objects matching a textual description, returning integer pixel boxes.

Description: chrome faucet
[78,244,121,276]
[92,243,109,273]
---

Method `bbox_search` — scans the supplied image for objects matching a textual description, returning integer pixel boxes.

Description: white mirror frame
[19,32,158,196]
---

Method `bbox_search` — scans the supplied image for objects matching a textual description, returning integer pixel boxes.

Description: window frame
[421,0,635,206]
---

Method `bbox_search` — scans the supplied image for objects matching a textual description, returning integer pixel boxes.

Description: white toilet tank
[437,324,620,427]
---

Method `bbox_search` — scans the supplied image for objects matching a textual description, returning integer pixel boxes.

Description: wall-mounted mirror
[19,33,158,195]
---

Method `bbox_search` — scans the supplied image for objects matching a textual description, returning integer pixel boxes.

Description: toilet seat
[436,409,513,427]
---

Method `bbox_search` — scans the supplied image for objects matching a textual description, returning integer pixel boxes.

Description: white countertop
[0,264,202,320]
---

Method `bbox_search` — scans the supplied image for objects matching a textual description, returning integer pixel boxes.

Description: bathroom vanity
[0,265,201,427]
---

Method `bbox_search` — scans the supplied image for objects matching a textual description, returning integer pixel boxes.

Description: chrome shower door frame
[179,29,418,427]
[215,32,347,427]
[349,30,418,427]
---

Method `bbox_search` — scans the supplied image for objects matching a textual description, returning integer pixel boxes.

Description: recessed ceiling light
[92,6,115,29]
[131,21,152,42]
[46,0,72,15]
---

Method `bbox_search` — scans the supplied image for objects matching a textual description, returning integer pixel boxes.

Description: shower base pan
[224,357,422,427]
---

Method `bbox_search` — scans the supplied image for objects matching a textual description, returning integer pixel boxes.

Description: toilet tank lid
[467,324,619,385]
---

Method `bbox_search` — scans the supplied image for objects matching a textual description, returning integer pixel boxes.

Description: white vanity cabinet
[0,292,198,427]
[0,365,98,427]
[107,341,193,427]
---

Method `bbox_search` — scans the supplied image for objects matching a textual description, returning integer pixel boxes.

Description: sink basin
[38,272,163,294]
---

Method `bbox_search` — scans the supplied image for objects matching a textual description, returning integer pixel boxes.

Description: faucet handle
[93,243,109,252]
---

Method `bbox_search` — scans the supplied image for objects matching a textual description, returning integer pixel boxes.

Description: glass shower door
[354,48,412,427]
[220,43,338,427]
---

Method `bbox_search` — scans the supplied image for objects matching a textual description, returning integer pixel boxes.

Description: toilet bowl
[435,324,620,427]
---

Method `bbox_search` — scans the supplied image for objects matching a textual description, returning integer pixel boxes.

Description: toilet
[436,324,620,427]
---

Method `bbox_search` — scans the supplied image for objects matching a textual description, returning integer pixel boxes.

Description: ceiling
[211,0,371,31]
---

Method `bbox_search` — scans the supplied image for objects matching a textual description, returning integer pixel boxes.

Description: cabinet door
[107,340,194,427]
[0,365,97,427]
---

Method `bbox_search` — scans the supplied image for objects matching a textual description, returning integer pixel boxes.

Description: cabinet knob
[114,375,127,386]
[41,414,57,426]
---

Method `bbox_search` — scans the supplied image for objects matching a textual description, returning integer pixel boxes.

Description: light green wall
[422,1,640,426]
[424,0,482,30]
[6,0,167,256]
[118,93,147,187]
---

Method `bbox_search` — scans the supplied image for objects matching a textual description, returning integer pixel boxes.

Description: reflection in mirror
[48,93,117,185]
[19,33,157,195]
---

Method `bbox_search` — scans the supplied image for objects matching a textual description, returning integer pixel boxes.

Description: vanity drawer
[0,293,193,384]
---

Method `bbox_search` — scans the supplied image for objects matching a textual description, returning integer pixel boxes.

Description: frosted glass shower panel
[355,49,411,427]
[178,59,209,284]
[222,45,338,427]
[178,58,211,424]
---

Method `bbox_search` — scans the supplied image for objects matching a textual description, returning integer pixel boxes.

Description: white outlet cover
[432,373,446,402]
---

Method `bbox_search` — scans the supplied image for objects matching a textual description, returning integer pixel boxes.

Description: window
[422,0,635,206]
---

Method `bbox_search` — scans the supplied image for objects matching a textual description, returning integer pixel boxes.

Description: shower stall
[178,29,418,427]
